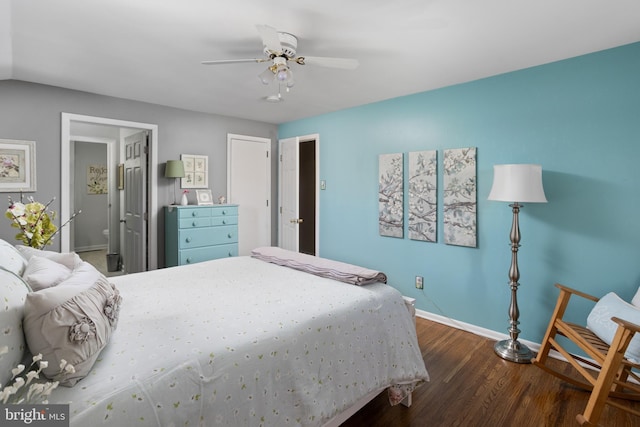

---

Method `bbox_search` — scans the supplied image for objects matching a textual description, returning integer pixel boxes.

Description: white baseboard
[74,244,108,253]
[415,308,561,360]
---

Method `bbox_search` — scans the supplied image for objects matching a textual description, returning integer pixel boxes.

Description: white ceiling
[3,0,640,124]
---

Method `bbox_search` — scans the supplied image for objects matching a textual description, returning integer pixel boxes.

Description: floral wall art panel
[378,153,404,238]
[443,147,477,247]
[408,150,437,242]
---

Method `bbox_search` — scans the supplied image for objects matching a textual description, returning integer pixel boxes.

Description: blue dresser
[164,205,238,267]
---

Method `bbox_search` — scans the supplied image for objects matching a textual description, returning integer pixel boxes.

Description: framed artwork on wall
[181,154,208,189]
[378,152,404,238]
[87,164,108,194]
[0,139,36,192]
[408,150,437,242]
[443,147,477,247]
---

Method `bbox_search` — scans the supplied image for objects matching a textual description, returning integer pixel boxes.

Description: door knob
[289,218,304,224]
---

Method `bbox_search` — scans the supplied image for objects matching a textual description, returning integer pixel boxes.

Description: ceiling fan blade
[295,56,359,70]
[201,58,268,65]
[256,24,283,55]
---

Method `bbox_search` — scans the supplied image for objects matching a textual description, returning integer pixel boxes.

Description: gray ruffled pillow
[23,274,122,386]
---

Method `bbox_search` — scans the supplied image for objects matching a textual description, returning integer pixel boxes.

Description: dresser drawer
[211,216,237,226]
[211,206,238,217]
[178,225,238,249]
[179,217,212,228]
[179,244,238,265]
[178,207,212,218]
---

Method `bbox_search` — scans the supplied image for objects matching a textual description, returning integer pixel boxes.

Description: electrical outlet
[415,276,423,289]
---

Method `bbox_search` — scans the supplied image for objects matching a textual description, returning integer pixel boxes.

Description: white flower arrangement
[0,346,75,404]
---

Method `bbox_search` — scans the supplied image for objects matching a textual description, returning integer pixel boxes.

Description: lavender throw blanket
[251,247,387,285]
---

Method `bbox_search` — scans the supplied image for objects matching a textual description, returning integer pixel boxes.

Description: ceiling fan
[201,25,359,96]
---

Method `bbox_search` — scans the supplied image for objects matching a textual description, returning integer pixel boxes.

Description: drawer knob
[185,237,192,243]
[227,233,233,239]
[186,258,192,264]
[192,212,197,217]
[228,252,232,257]
[222,210,227,215]
[222,219,227,224]
[192,221,197,227]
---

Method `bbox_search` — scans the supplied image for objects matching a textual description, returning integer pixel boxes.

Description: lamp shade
[164,160,185,178]
[488,164,547,203]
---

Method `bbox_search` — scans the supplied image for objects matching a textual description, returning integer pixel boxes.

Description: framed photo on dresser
[196,189,213,205]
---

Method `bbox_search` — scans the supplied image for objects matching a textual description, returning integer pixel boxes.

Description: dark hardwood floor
[342,317,640,427]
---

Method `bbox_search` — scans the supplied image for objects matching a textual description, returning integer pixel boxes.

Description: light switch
[320,180,326,190]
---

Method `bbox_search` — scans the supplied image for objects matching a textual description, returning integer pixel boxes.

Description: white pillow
[22,256,72,291]
[0,239,28,276]
[587,292,640,363]
[58,261,102,288]
[0,267,30,387]
[15,245,82,270]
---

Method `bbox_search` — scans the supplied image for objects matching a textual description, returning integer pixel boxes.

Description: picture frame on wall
[181,154,208,189]
[0,139,36,192]
[196,189,214,205]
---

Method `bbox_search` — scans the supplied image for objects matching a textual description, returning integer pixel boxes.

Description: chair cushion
[632,286,640,308]
[587,292,640,363]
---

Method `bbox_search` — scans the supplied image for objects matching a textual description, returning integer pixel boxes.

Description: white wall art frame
[181,154,208,189]
[443,147,477,247]
[378,152,404,238]
[408,150,437,242]
[0,139,36,192]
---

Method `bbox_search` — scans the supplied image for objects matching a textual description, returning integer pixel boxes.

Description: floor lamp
[488,164,547,363]
[164,160,185,205]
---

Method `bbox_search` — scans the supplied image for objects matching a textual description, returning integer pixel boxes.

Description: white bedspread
[49,256,429,426]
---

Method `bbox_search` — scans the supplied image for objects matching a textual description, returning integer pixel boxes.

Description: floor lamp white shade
[489,163,547,363]
[488,164,547,203]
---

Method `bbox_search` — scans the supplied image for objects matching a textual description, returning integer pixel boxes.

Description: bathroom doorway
[61,113,159,272]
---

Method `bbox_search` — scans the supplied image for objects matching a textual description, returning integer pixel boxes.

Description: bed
[0,241,429,426]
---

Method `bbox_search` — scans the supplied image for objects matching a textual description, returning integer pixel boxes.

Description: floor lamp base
[494,339,533,364]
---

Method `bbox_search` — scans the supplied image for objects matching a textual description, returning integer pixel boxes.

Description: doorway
[278,134,319,256]
[61,113,159,271]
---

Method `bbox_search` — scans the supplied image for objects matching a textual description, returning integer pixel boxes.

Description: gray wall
[73,141,108,251]
[0,80,278,264]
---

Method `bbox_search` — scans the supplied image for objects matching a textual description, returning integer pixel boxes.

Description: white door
[227,134,271,255]
[123,131,147,273]
[279,137,300,251]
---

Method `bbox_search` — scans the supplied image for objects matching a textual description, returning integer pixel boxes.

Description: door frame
[278,133,320,256]
[61,113,159,270]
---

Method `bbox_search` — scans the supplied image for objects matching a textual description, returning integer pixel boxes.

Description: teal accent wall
[278,42,640,343]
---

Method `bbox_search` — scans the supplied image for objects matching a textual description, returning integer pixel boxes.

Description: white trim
[61,113,159,270]
[416,308,546,357]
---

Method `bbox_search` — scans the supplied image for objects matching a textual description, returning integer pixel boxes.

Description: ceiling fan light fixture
[258,67,274,85]
[275,64,292,83]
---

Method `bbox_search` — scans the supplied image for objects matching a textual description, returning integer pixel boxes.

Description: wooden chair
[532,283,640,426]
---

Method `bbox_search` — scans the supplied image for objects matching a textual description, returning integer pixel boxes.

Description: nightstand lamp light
[488,164,547,363]
[165,160,185,205]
